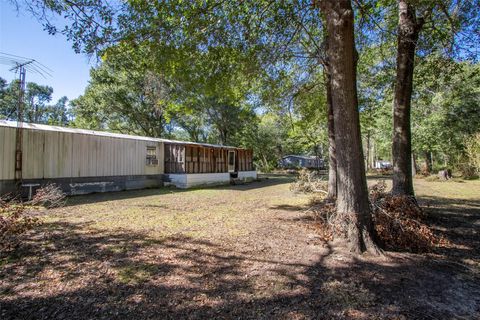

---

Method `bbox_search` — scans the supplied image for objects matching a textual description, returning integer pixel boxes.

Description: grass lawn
[1,175,479,319]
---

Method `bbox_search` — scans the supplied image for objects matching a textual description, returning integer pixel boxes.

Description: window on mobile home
[146,146,158,166]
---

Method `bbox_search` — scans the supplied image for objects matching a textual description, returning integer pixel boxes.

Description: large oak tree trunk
[392,0,423,196]
[320,0,379,254]
[325,68,337,199]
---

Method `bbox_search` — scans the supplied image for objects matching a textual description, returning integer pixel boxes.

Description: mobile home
[280,155,324,169]
[0,120,256,195]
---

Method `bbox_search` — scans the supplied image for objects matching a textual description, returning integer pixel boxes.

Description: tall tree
[71,45,174,137]
[389,0,479,194]
[47,96,70,126]
[25,82,53,123]
[0,78,60,124]
[391,0,425,196]
[324,52,337,199]
[320,0,379,253]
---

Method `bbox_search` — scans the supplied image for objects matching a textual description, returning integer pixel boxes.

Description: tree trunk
[424,151,432,174]
[371,139,376,169]
[412,152,417,176]
[325,67,337,199]
[366,132,371,171]
[320,0,379,254]
[392,0,423,196]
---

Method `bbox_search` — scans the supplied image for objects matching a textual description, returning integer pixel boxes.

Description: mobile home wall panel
[0,127,16,180]
[1,127,164,180]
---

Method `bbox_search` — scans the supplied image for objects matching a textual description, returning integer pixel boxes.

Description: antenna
[0,52,52,182]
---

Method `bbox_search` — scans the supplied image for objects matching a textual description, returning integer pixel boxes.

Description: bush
[458,163,478,180]
[254,160,274,173]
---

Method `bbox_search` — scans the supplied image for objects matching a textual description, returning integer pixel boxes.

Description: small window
[146,146,158,166]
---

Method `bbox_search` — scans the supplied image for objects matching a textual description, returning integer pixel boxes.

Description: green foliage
[0,77,70,125]
[461,133,480,178]
[71,46,174,137]
[239,114,288,172]
[411,59,480,170]
[70,41,257,144]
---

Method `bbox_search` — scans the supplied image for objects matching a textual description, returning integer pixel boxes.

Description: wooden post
[197,147,200,173]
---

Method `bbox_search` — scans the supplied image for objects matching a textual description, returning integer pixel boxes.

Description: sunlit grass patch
[116,263,161,285]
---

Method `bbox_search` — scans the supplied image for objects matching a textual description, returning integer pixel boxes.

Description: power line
[0,52,52,183]
[0,52,52,78]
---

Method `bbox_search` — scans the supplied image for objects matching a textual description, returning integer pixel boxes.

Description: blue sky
[0,2,92,102]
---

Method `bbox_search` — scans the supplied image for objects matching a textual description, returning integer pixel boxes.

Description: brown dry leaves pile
[0,184,65,254]
[308,181,449,252]
[370,181,449,252]
[0,200,39,253]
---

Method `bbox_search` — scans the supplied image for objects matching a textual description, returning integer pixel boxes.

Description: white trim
[238,171,257,180]
[167,173,231,188]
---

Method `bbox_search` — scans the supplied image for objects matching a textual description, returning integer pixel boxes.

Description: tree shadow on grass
[270,204,308,212]
[272,193,480,319]
[62,175,294,208]
[1,194,480,320]
[419,195,480,261]
[1,221,329,319]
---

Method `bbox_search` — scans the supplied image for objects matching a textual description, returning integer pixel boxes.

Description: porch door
[228,150,236,172]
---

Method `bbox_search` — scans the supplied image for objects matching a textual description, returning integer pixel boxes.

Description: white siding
[43,131,73,178]
[167,173,230,188]
[22,129,44,179]
[238,171,257,180]
[0,127,16,180]
[1,127,165,180]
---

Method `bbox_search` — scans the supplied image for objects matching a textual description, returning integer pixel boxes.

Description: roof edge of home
[0,120,245,149]
[282,155,321,159]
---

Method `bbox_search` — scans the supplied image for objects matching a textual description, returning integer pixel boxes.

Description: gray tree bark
[320,0,379,254]
[412,152,417,176]
[325,67,337,199]
[424,150,432,174]
[392,0,424,196]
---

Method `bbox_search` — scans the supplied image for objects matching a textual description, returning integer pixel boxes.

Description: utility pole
[1,53,51,185]
[10,60,34,182]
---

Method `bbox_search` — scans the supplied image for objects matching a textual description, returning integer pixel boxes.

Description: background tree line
[0,77,70,126]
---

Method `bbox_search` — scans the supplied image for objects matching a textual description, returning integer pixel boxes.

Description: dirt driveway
[1,175,479,319]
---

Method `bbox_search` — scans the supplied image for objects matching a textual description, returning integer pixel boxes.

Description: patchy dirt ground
[1,175,479,319]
